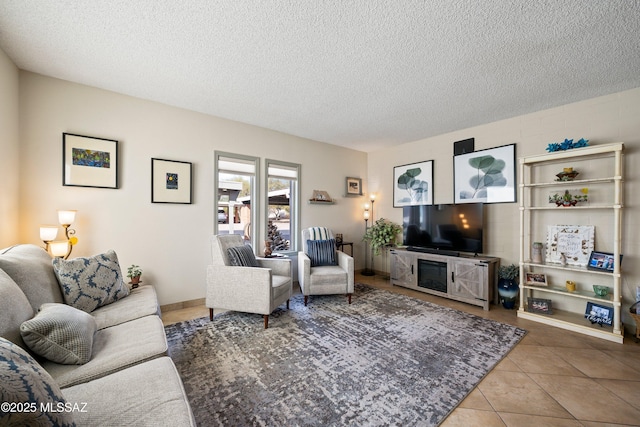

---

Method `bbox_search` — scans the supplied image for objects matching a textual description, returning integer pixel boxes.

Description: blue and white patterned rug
[165,284,526,426]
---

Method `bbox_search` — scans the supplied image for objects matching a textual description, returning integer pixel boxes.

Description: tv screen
[403,204,484,255]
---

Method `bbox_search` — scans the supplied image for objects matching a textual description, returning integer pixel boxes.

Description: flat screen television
[403,204,484,255]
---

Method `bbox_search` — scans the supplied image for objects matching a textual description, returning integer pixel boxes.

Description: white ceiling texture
[1,1,639,152]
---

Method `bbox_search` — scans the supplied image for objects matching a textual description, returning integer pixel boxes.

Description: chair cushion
[227,245,259,267]
[20,303,96,365]
[52,250,130,313]
[0,337,75,427]
[306,239,337,267]
[308,227,330,240]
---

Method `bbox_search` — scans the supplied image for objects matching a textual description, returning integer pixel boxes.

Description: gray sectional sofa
[0,244,195,426]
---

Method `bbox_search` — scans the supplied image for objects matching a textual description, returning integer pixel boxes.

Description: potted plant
[363,218,402,256]
[497,264,519,309]
[127,264,143,288]
[549,189,588,207]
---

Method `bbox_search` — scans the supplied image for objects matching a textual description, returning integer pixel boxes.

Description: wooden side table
[336,242,353,256]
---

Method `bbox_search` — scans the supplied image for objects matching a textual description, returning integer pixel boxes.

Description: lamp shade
[364,210,370,220]
[58,210,77,225]
[39,226,58,241]
[50,241,69,257]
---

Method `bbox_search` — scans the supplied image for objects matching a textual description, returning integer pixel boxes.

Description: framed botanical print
[393,160,434,207]
[62,133,118,188]
[151,158,193,204]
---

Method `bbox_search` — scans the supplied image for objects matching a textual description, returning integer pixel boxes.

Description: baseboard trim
[161,297,206,313]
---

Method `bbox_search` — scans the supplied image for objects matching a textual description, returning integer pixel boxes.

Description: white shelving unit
[517,142,624,343]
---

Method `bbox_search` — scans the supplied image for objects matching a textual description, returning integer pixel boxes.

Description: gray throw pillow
[227,245,259,267]
[0,337,75,426]
[52,250,130,313]
[307,239,337,267]
[20,303,97,365]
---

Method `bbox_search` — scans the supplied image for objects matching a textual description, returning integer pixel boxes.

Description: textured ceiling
[1,1,639,152]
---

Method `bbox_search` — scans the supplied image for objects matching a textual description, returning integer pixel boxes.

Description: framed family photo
[454,143,516,204]
[151,158,193,204]
[393,160,434,207]
[63,133,118,189]
[528,298,553,314]
[525,272,548,286]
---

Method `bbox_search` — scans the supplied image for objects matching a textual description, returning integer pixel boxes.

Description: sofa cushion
[0,244,65,312]
[0,337,75,427]
[91,285,160,330]
[43,315,167,388]
[53,250,130,313]
[21,303,96,365]
[0,269,34,349]
[306,239,337,267]
[227,245,259,267]
[62,357,195,426]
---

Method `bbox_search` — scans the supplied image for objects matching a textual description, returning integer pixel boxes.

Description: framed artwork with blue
[63,133,118,188]
[151,158,192,204]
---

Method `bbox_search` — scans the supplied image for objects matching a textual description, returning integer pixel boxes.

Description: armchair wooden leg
[347,293,352,304]
[304,295,308,306]
[286,299,290,309]
[209,308,213,321]
[263,315,269,329]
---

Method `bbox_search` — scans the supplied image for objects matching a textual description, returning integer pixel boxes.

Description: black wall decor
[454,138,475,156]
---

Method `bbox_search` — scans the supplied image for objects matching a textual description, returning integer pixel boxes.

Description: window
[265,160,300,253]
[214,152,259,249]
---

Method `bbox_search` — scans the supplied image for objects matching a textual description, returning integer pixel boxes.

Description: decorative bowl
[555,170,579,181]
[593,285,610,297]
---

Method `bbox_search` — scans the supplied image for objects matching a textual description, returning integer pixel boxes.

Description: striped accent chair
[298,227,354,306]
[206,234,292,328]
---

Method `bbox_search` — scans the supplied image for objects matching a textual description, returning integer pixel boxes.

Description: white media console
[389,248,499,310]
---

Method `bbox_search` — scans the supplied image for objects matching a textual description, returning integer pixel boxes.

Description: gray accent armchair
[206,234,292,328]
[298,228,354,306]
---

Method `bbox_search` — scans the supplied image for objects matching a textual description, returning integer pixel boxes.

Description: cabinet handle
[411,265,414,274]
[451,272,455,282]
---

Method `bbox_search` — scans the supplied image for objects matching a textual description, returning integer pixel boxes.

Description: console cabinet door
[390,250,414,287]
[448,259,487,302]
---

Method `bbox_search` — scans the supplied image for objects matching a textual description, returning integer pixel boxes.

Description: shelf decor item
[587,251,622,272]
[548,188,588,207]
[393,160,434,207]
[585,302,613,326]
[592,285,610,297]
[525,272,547,286]
[309,190,333,203]
[555,167,579,181]
[528,298,553,314]
[498,264,519,309]
[345,177,362,196]
[546,138,589,153]
[531,242,544,263]
[545,225,594,266]
[127,264,142,288]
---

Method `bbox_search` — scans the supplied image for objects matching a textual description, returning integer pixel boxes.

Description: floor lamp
[361,197,375,276]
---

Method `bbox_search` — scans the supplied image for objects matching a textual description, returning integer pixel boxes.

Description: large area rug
[165,284,526,426]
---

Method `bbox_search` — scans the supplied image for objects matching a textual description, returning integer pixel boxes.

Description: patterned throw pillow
[307,239,337,267]
[227,245,259,267]
[20,303,97,365]
[52,250,130,313]
[0,337,75,427]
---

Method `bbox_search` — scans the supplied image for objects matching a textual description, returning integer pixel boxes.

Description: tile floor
[162,272,640,426]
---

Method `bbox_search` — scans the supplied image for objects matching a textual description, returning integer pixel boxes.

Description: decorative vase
[532,242,543,264]
[264,241,272,257]
[498,278,519,309]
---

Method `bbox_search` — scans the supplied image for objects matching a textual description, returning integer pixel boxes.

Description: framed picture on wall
[393,160,434,207]
[345,177,362,196]
[453,143,516,204]
[151,158,193,204]
[62,133,118,189]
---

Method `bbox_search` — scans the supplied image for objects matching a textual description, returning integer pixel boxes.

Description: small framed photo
[528,298,553,314]
[587,251,622,273]
[63,133,118,188]
[151,158,192,204]
[346,177,362,196]
[525,272,548,286]
[585,302,613,326]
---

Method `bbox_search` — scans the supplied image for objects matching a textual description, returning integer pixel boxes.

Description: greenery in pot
[127,264,143,284]
[498,264,519,281]
[363,218,402,256]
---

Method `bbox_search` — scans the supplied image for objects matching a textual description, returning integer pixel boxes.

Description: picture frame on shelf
[393,160,434,207]
[585,302,613,326]
[453,143,516,204]
[528,298,553,314]
[151,158,193,204]
[345,177,362,196]
[587,251,622,273]
[62,133,118,189]
[545,225,595,266]
[525,272,548,286]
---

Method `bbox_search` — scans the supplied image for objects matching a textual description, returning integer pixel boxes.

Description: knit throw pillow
[307,239,337,267]
[227,245,259,267]
[0,337,75,426]
[20,303,97,365]
[53,250,130,313]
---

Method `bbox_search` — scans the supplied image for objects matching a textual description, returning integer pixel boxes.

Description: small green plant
[127,264,142,279]
[549,189,588,206]
[498,264,519,281]
[363,218,402,256]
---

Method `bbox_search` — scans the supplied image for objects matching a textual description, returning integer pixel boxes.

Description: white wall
[17,71,368,305]
[0,48,20,247]
[368,88,640,326]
